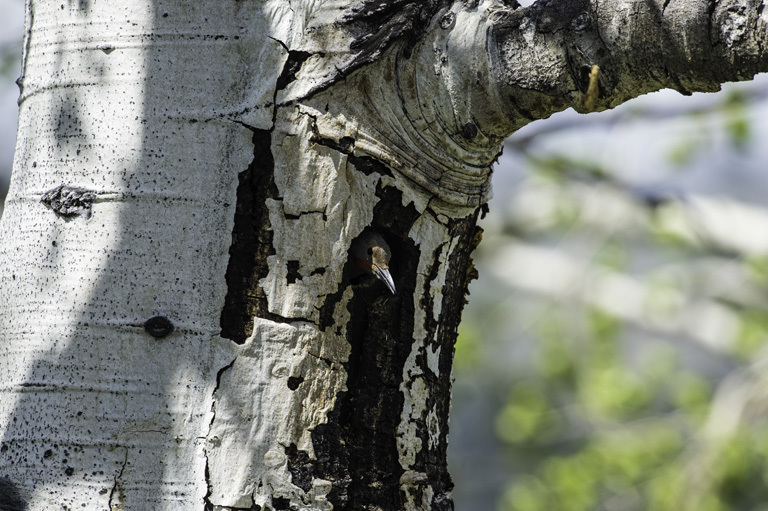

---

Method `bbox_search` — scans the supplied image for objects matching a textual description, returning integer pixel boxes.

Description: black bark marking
[347,154,393,177]
[143,316,174,339]
[461,121,478,140]
[285,444,314,493]
[440,12,456,29]
[41,184,96,219]
[413,212,480,508]
[318,285,348,332]
[220,129,284,344]
[287,376,304,391]
[343,0,450,69]
[310,133,357,155]
[286,260,301,284]
[276,50,312,91]
[271,497,290,510]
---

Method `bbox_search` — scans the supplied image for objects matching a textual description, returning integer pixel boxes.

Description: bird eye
[367,247,373,255]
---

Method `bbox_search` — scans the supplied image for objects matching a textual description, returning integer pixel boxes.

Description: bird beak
[373,264,396,295]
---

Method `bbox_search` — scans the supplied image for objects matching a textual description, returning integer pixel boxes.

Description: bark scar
[41,184,97,219]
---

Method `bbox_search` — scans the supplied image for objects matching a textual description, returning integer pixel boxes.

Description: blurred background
[451,73,768,510]
[2,2,768,510]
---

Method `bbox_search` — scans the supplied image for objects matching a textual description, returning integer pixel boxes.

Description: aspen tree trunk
[0,0,766,510]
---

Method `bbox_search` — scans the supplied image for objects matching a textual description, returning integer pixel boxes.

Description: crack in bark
[203,359,237,511]
[108,448,128,511]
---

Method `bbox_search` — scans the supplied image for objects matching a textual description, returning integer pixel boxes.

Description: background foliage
[450,78,768,511]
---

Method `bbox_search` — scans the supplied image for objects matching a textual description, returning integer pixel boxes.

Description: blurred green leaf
[671,372,711,417]
[536,333,575,383]
[721,89,751,148]
[495,384,561,445]
[594,242,629,272]
[644,276,683,321]
[735,309,768,358]
[454,321,482,372]
[501,425,683,511]
[587,308,622,362]
[746,256,768,286]
[528,154,610,183]
[541,456,597,511]
[647,465,685,511]
[642,344,679,384]
[500,476,549,511]
[665,110,710,167]
[666,137,704,166]
[535,313,575,383]
[579,365,651,419]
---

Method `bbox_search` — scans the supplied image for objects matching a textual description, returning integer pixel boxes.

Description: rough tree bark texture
[0,0,765,510]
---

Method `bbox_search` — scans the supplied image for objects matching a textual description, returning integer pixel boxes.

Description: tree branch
[489,0,768,125]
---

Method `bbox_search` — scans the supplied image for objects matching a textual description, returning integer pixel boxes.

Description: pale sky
[0,0,24,192]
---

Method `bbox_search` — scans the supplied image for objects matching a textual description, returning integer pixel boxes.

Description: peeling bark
[220,128,282,344]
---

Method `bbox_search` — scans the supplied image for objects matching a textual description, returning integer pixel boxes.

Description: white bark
[0,0,282,508]
[1,0,766,509]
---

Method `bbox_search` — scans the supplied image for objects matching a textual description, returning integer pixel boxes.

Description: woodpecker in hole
[349,231,396,294]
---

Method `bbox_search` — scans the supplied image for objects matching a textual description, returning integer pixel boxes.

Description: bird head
[350,231,396,294]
